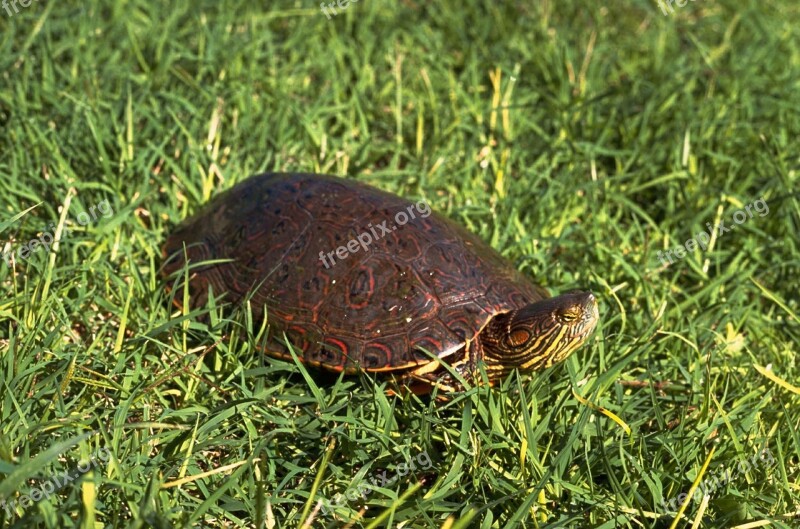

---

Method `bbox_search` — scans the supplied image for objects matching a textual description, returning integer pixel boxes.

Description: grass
[0,0,799,527]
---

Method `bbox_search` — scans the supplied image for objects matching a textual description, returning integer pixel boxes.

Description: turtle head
[478,291,598,379]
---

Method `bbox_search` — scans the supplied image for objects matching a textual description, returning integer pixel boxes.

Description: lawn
[1,0,799,528]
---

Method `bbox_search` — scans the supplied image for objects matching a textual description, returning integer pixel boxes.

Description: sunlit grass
[0,0,799,527]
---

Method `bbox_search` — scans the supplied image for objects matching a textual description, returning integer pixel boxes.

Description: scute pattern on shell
[161,173,548,372]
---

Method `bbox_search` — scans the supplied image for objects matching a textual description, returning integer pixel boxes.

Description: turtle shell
[161,173,548,373]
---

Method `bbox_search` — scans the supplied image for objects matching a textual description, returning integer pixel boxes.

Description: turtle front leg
[397,372,461,395]
[392,354,476,395]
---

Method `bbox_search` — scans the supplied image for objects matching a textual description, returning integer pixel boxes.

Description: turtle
[160,173,598,393]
